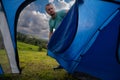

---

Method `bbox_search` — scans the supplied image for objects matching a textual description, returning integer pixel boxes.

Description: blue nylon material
[118,26,120,63]
[47,0,120,79]
[75,10,120,80]
[0,65,3,74]
[48,0,83,53]
[1,0,120,79]
[115,0,120,2]
[1,0,25,49]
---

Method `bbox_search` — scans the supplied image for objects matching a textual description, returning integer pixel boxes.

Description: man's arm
[49,31,53,41]
[47,31,53,48]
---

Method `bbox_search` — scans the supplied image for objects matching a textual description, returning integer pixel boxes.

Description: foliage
[38,45,42,51]
[17,41,39,51]
[17,32,48,50]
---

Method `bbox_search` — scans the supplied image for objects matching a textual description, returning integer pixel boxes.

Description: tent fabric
[0,11,19,73]
[1,0,26,74]
[1,0,25,49]
[75,10,120,80]
[0,0,35,74]
[118,35,120,63]
[48,0,83,53]
[0,65,3,74]
[47,0,120,80]
[0,0,120,79]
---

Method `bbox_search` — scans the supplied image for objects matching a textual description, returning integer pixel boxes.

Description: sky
[17,0,75,40]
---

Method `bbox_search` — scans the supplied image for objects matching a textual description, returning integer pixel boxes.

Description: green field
[0,42,78,80]
[0,42,100,80]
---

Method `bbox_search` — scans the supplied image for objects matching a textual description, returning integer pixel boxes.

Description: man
[45,3,67,70]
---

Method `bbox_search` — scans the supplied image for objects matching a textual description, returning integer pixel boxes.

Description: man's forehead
[47,4,53,7]
[46,4,54,9]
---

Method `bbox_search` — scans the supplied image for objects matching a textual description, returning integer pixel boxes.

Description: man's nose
[50,9,53,12]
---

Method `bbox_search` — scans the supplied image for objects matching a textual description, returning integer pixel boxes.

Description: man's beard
[51,13,56,18]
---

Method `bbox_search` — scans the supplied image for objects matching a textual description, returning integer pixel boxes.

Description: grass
[17,51,73,80]
[0,41,100,80]
[0,49,11,73]
[17,41,39,51]
[0,42,78,80]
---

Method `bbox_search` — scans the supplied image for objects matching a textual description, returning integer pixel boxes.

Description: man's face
[46,4,56,17]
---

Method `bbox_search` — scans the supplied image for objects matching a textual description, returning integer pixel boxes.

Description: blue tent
[0,0,120,80]
[0,0,35,74]
[48,0,120,80]
[0,65,3,74]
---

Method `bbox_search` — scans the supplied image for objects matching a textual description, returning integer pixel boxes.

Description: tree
[17,32,48,49]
